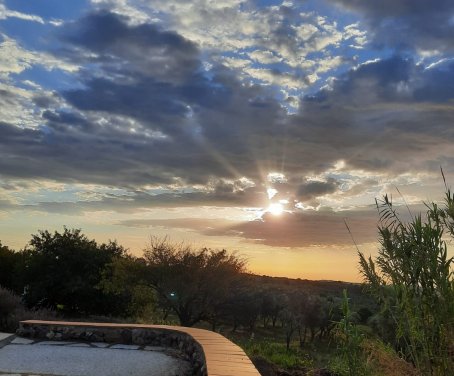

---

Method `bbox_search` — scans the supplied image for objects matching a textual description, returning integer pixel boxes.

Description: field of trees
[1,185,453,375]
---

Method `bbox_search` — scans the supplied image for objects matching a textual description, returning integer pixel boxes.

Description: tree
[101,255,157,319]
[224,285,262,333]
[281,306,298,350]
[23,228,128,316]
[358,184,454,375]
[143,237,246,327]
[0,242,24,293]
[260,289,287,328]
[278,292,305,350]
[302,296,324,343]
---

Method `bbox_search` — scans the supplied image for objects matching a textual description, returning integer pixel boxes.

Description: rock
[46,331,55,339]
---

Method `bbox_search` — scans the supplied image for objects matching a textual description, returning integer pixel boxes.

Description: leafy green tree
[101,255,157,320]
[277,292,305,350]
[224,285,262,333]
[281,306,298,351]
[0,242,24,293]
[359,183,454,375]
[143,237,246,327]
[301,296,324,342]
[260,289,287,328]
[23,228,128,316]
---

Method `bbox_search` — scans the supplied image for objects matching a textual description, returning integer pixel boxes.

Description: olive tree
[143,237,246,327]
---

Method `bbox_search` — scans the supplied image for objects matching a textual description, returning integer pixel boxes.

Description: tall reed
[358,178,454,375]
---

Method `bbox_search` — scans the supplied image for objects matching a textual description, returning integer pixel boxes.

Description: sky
[0,0,453,282]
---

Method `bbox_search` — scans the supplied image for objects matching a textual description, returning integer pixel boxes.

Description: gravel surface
[0,341,191,376]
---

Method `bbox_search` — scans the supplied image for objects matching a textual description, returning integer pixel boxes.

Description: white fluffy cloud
[0,34,79,79]
[0,2,44,24]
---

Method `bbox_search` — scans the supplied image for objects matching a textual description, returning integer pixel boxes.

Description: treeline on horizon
[0,180,454,376]
[0,229,365,331]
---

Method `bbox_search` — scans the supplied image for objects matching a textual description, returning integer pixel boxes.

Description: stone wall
[17,322,206,376]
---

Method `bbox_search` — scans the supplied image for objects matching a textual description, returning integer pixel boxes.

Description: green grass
[236,338,313,369]
[221,324,341,371]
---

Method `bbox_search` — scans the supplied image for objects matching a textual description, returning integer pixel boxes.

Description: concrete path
[0,337,190,376]
[0,332,14,347]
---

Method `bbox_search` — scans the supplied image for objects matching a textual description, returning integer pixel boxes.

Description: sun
[267,202,284,216]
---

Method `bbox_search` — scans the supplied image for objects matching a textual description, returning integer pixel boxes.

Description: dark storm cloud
[297,178,340,201]
[263,4,301,56]
[44,11,287,185]
[0,12,286,186]
[306,56,454,105]
[413,61,454,102]
[118,217,235,231]
[290,55,454,174]
[328,0,454,52]
[5,183,268,215]
[60,10,200,82]
[118,209,380,247]
[1,10,454,203]
[226,210,378,247]
[122,200,422,248]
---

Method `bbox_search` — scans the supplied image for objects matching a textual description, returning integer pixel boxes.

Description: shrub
[331,289,369,376]
[239,339,313,369]
[358,181,454,375]
[0,287,56,332]
[0,287,22,329]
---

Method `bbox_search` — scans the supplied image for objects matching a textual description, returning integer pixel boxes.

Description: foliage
[223,284,262,332]
[0,287,21,327]
[260,289,287,328]
[143,237,246,326]
[362,339,420,376]
[0,228,394,374]
[22,227,129,316]
[358,184,454,375]
[239,338,313,369]
[0,242,24,294]
[0,287,56,332]
[101,256,158,320]
[280,303,299,350]
[356,307,373,324]
[331,289,369,376]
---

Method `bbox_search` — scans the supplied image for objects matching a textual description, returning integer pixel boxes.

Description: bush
[0,287,56,332]
[358,182,454,375]
[362,339,420,376]
[239,339,313,369]
[0,287,22,328]
[331,290,370,376]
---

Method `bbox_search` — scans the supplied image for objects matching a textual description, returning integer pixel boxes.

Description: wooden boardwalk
[182,326,259,376]
[19,321,260,376]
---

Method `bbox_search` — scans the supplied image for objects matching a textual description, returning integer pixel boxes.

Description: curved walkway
[18,320,260,376]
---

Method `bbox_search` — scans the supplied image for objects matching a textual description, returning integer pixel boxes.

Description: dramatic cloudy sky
[1,0,453,281]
